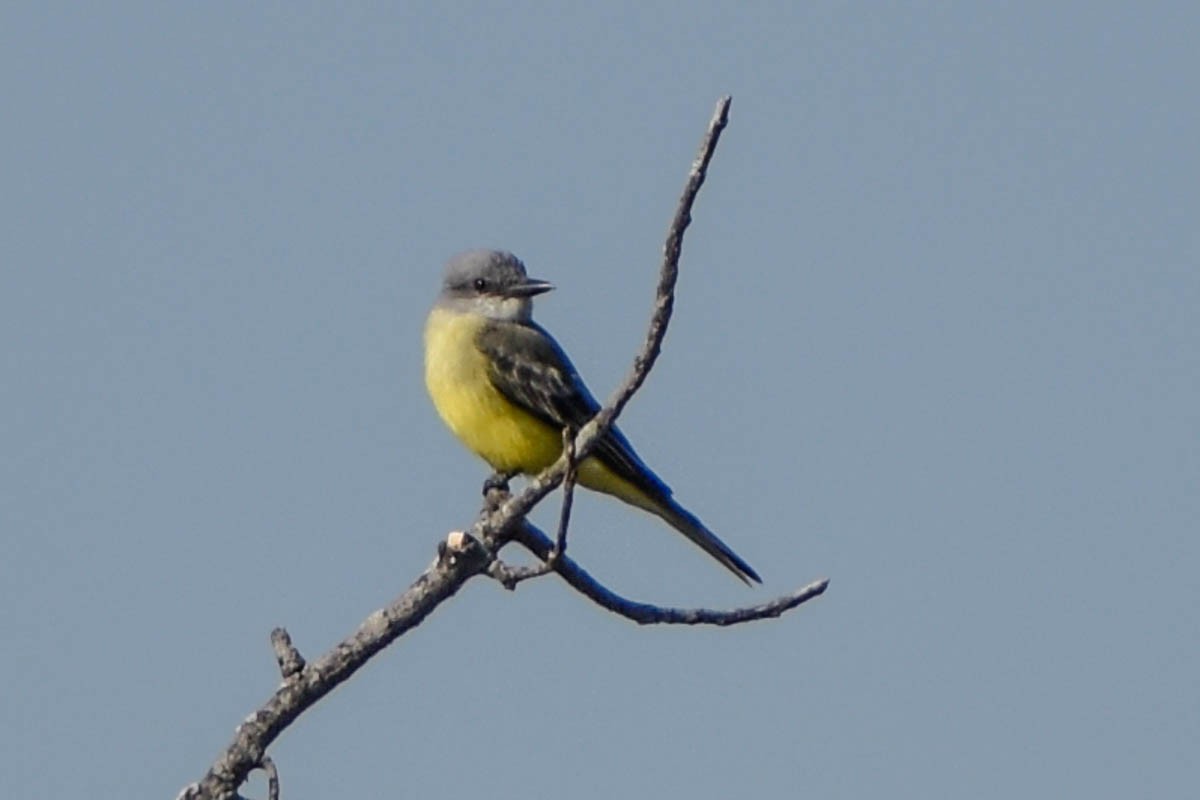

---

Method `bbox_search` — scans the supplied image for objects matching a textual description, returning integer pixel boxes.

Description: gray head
[437,249,554,321]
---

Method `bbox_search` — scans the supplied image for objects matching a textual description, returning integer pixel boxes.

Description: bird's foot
[482,471,516,495]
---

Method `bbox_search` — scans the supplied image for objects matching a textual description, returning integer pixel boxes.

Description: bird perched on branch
[424,249,760,584]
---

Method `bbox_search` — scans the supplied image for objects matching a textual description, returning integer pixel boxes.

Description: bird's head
[438,249,554,322]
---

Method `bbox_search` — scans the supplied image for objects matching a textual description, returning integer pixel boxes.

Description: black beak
[506,277,555,298]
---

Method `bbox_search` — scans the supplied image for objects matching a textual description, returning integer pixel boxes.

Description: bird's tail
[656,498,762,585]
[574,456,761,584]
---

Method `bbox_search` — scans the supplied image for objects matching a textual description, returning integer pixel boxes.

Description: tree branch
[176,534,493,800]
[507,519,828,625]
[177,96,827,800]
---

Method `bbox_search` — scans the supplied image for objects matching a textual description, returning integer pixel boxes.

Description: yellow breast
[423,307,563,473]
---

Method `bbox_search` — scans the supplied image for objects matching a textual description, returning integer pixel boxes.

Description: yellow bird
[424,249,759,584]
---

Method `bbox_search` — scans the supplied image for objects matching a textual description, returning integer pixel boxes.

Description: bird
[423,249,760,584]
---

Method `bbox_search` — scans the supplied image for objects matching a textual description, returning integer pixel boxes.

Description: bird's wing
[476,320,672,497]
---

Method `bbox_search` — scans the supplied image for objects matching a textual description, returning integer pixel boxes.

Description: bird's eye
[473,278,487,291]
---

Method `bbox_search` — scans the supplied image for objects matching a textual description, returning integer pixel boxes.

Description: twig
[549,427,577,562]
[485,559,548,590]
[270,628,305,679]
[259,757,279,800]
[508,521,828,625]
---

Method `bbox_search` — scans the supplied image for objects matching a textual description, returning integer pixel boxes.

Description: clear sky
[2,3,1196,798]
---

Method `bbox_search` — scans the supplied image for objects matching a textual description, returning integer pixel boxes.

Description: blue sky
[2,4,1196,798]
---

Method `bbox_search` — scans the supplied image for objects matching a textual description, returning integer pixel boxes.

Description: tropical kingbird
[424,249,760,584]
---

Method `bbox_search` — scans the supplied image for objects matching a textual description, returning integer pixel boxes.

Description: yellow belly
[423,307,659,511]
[424,307,563,473]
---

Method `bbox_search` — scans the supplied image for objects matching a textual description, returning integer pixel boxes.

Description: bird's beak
[506,277,555,298]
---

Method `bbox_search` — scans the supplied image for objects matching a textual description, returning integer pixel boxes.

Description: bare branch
[178,534,492,800]
[550,426,577,561]
[507,521,828,626]
[603,94,732,420]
